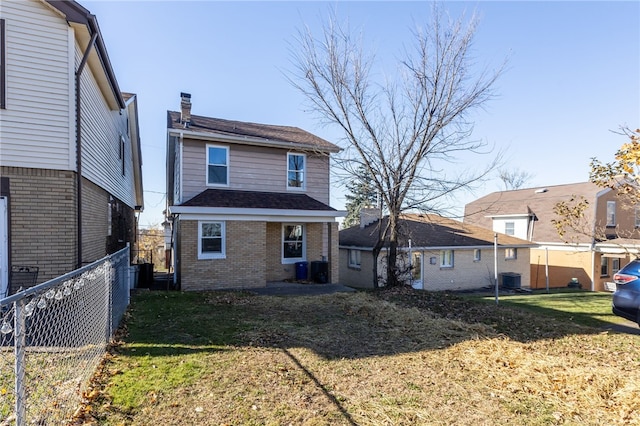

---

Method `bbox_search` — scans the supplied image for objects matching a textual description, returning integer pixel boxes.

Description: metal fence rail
[0,247,130,425]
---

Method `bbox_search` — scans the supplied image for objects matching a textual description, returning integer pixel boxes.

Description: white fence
[0,246,130,425]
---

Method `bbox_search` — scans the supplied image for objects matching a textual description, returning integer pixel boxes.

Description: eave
[168,128,341,154]
[169,206,346,223]
[44,0,125,110]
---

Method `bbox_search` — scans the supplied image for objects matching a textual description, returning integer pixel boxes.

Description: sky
[82,0,640,228]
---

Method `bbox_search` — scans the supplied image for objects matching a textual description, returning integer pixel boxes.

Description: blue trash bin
[295,261,308,280]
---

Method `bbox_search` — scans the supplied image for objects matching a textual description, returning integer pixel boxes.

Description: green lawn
[82,288,640,425]
[473,290,624,328]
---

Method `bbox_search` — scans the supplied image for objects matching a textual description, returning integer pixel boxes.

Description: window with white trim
[440,250,454,268]
[198,221,225,259]
[504,222,515,236]
[207,145,229,186]
[601,257,609,276]
[505,248,517,260]
[282,224,305,262]
[348,249,361,268]
[635,206,640,227]
[606,201,616,227]
[612,258,620,275]
[473,249,481,262]
[287,153,305,189]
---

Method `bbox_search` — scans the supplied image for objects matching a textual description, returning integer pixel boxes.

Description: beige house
[166,94,343,291]
[0,0,143,294]
[464,182,640,291]
[339,212,533,291]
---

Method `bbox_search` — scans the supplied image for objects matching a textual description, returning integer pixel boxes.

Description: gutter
[168,129,341,154]
[75,31,98,268]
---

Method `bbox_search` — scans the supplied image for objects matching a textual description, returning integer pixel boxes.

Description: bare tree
[288,5,505,286]
[499,168,534,190]
[553,127,640,247]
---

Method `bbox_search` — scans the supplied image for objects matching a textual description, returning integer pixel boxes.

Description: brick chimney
[180,92,191,127]
[360,207,381,228]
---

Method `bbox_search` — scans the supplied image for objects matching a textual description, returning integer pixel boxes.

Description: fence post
[14,299,26,425]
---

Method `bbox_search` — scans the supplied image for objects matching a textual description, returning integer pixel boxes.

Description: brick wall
[265,221,340,283]
[2,166,77,283]
[179,220,267,291]
[82,179,109,264]
[266,222,293,281]
[82,179,135,264]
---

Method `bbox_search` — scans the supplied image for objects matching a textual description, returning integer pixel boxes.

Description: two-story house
[0,0,143,295]
[464,182,640,291]
[166,93,343,291]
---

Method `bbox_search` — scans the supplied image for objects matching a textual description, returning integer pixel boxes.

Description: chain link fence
[0,246,130,425]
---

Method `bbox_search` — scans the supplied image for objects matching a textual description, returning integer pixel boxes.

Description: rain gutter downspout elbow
[75,30,98,268]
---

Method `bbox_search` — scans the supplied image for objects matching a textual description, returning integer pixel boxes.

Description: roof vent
[534,188,548,194]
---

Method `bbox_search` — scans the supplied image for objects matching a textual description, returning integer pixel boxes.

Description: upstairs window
[606,201,616,227]
[635,206,640,227]
[287,153,305,189]
[207,145,228,186]
[119,135,126,176]
[1,19,5,109]
[505,222,515,236]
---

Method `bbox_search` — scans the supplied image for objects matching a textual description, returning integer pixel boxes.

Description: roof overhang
[125,94,144,210]
[169,128,341,154]
[486,213,534,219]
[170,206,346,223]
[45,0,125,110]
[339,243,537,251]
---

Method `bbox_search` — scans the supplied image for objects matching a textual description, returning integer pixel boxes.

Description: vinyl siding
[0,0,73,169]
[180,138,331,204]
[75,44,136,208]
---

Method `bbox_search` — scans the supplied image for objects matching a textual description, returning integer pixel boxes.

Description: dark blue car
[612,259,640,326]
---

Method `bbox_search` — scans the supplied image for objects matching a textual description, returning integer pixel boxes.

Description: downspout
[75,31,98,268]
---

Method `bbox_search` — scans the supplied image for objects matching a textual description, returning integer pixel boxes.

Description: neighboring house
[166,93,343,291]
[0,0,143,295]
[339,210,533,291]
[464,182,640,291]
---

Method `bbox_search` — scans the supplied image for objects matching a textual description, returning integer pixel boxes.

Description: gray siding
[0,0,73,170]
[180,138,331,204]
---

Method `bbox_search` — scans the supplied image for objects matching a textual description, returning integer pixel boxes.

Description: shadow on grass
[121,343,231,357]
[120,288,638,362]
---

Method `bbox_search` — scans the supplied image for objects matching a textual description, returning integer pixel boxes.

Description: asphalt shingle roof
[463,182,603,243]
[167,111,340,153]
[340,214,531,249]
[181,189,336,211]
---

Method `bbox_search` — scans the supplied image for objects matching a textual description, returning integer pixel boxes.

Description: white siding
[180,138,331,204]
[0,0,73,170]
[492,217,530,240]
[76,44,136,207]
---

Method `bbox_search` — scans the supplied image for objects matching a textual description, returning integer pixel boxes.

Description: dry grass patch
[83,289,640,425]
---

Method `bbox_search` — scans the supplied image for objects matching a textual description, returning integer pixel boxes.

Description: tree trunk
[386,212,399,287]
